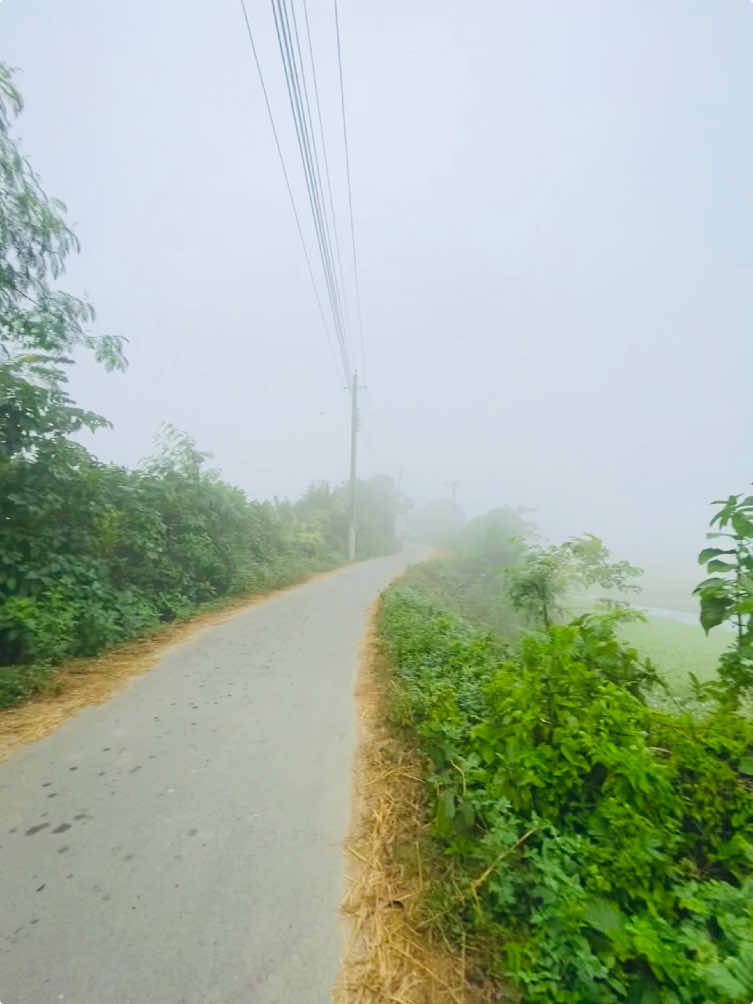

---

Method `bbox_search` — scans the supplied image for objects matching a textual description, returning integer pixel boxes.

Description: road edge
[0,564,349,764]
[335,593,500,1003]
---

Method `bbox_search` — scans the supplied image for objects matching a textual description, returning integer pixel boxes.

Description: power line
[302,0,349,328]
[285,0,349,358]
[271,0,351,384]
[238,0,340,378]
[289,1,343,298]
[334,0,365,372]
[273,0,351,382]
[241,0,368,559]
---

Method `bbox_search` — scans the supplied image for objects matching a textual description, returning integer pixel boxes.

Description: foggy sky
[3,0,752,579]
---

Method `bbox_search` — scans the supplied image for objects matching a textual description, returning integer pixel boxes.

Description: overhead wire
[271,0,351,384]
[239,0,363,393]
[301,0,349,330]
[240,0,378,536]
[289,0,342,296]
[333,0,366,373]
[238,0,340,378]
[285,0,349,352]
[276,0,350,381]
[271,2,335,325]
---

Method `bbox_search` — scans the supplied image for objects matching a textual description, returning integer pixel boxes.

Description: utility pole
[446,480,459,505]
[347,371,359,561]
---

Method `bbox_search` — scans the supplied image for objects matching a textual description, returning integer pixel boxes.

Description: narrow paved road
[0,553,410,1004]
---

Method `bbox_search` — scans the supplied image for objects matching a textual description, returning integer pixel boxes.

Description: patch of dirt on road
[0,567,346,765]
[335,601,509,1004]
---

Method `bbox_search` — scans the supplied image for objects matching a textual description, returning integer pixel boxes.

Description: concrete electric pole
[347,371,360,561]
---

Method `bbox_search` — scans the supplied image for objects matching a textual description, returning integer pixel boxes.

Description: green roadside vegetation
[377,507,753,1002]
[0,456,405,708]
[0,65,404,708]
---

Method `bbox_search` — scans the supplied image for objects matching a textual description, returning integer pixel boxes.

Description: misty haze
[1,2,752,1003]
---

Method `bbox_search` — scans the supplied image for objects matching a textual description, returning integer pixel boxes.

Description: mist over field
[4,0,752,597]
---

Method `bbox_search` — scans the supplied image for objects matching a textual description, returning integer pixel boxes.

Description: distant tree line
[0,64,403,705]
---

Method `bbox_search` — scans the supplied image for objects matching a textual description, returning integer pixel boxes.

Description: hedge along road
[0,550,413,1004]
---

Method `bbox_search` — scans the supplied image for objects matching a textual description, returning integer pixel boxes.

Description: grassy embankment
[366,556,753,1003]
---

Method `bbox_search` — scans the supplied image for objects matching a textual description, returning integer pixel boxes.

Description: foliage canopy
[0,64,125,459]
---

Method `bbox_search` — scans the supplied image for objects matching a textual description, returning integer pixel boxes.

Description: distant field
[618,615,728,695]
[631,574,700,615]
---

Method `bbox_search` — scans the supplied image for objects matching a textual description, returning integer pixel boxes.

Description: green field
[618,615,728,695]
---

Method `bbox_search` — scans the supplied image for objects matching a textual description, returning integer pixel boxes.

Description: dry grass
[0,566,346,764]
[335,601,512,1004]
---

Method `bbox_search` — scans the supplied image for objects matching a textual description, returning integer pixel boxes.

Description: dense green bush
[0,430,403,706]
[379,584,753,1003]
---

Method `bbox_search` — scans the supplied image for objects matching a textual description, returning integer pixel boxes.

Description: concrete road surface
[0,553,410,1004]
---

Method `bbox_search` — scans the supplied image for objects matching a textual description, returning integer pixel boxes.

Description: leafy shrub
[0,662,58,707]
[695,491,753,705]
[0,589,77,663]
[0,433,403,706]
[504,535,642,630]
[379,585,753,1003]
[112,589,161,637]
[0,64,407,708]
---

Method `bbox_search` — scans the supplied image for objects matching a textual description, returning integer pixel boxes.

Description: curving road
[0,553,409,1004]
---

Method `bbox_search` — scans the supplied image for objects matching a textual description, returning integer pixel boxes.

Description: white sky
[3,0,752,580]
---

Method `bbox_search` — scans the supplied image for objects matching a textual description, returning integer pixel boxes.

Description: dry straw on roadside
[335,602,510,1004]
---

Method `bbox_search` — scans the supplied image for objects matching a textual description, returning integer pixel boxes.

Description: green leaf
[458,797,475,828]
[584,897,625,936]
[639,988,661,1004]
[699,594,734,632]
[706,560,735,573]
[731,512,753,539]
[738,756,753,776]
[436,788,455,828]
[698,547,730,564]
[702,960,749,998]
[694,576,729,591]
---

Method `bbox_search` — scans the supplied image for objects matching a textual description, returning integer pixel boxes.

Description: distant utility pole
[347,371,365,562]
[446,480,459,505]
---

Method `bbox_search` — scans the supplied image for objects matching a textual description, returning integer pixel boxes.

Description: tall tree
[0,63,125,458]
[505,535,642,629]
